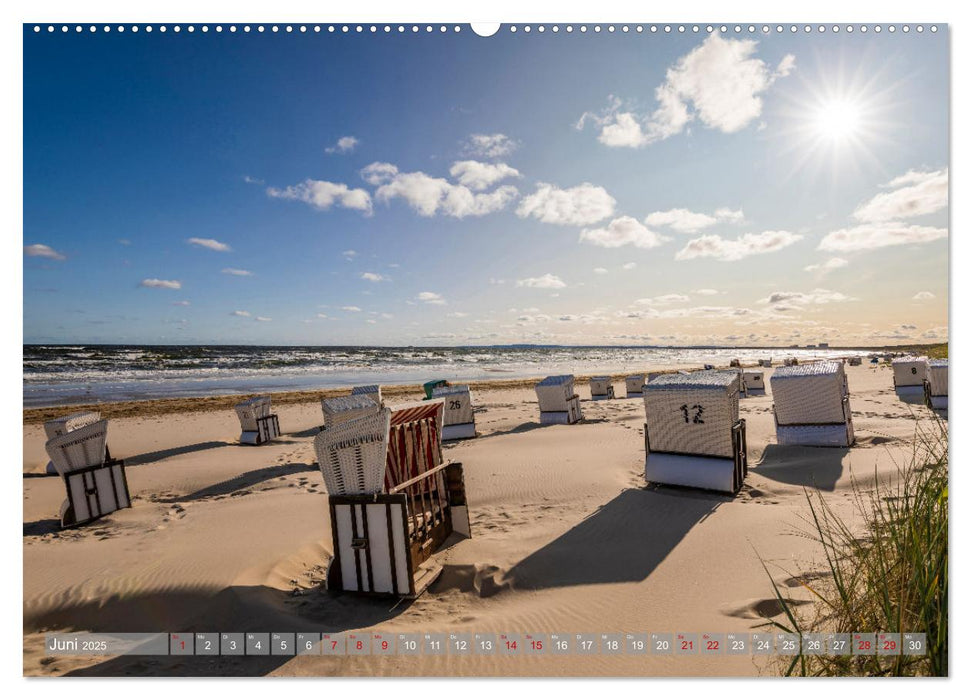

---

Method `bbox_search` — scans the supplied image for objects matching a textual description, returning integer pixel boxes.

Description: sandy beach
[22,362,943,677]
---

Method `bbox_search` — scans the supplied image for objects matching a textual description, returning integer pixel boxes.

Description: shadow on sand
[125,441,234,467]
[752,444,849,492]
[151,462,320,504]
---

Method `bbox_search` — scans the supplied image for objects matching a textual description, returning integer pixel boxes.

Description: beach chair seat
[742,370,766,393]
[351,384,383,406]
[892,356,928,400]
[643,370,747,494]
[321,394,381,430]
[625,374,646,398]
[770,361,854,447]
[924,359,948,410]
[322,401,471,598]
[235,396,280,445]
[44,419,131,528]
[589,376,615,400]
[535,375,582,424]
[431,384,477,440]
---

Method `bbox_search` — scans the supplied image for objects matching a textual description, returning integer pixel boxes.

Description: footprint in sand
[720,597,810,620]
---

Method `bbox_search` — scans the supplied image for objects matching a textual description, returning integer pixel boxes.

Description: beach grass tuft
[761,418,948,676]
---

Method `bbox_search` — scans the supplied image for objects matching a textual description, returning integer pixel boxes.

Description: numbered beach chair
[742,370,766,394]
[235,396,280,445]
[316,401,471,598]
[924,359,948,410]
[321,394,380,430]
[351,384,383,406]
[431,384,476,440]
[848,356,863,366]
[43,411,103,475]
[625,374,646,398]
[892,356,928,399]
[770,361,855,447]
[783,357,799,367]
[729,358,741,368]
[759,358,773,368]
[535,375,582,425]
[643,371,747,494]
[422,379,449,400]
[45,419,131,528]
[589,376,615,400]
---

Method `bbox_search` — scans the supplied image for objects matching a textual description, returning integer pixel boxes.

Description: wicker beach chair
[643,371,747,494]
[431,384,477,440]
[44,419,130,528]
[892,356,928,399]
[742,370,766,394]
[321,394,380,430]
[924,359,948,410]
[351,384,383,406]
[759,358,773,368]
[43,411,103,475]
[422,379,449,400]
[589,376,615,400]
[535,375,582,424]
[318,401,471,598]
[235,396,280,445]
[625,374,646,398]
[848,356,863,366]
[770,361,854,447]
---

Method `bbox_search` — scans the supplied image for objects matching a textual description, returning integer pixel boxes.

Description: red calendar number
[883,640,896,651]
[681,640,693,650]
[505,640,517,650]
[531,640,543,650]
[331,641,338,650]
[355,640,364,650]
[706,640,719,651]
[859,640,871,650]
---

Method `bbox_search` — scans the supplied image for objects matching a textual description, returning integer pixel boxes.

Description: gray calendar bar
[44,633,170,656]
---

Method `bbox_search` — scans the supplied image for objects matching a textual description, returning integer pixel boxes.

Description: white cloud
[231,310,251,317]
[417,291,446,305]
[361,272,388,282]
[376,169,518,218]
[818,223,947,253]
[255,316,272,322]
[759,289,856,308]
[517,183,616,226]
[140,278,182,289]
[913,291,936,301]
[462,133,518,158]
[448,160,521,191]
[360,162,399,186]
[24,243,66,260]
[516,274,567,289]
[853,169,948,222]
[579,35,794,148]
[804,257,849,275]
[172,300,191,306]
[448,311,470,318]
[342,249,358,260]
[622,262,637,270]
[222,268,253,276]
[694,288,721,296]
[267,179,373,215]
[187,237,232,252]
[341,306,362,312]
[325,135,359,154]
[676,230,803,261]
[593,267,609,274]
[242,175,264,185]
[644,207,745,233]
[636,293,690,305]
[317,313,330,319]
[579,216,670,249]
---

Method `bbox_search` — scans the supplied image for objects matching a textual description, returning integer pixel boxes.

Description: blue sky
[23,25,948,346]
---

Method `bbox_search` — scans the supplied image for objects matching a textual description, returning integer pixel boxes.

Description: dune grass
[763,418,948,676]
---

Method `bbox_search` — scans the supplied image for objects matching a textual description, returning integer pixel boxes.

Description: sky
[23,24,949,347]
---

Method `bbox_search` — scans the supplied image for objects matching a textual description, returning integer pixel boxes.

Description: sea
[23,344,870,408]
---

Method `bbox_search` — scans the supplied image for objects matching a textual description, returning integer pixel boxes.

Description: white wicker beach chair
[351,384,383,406]
[759,358,773,368]
[589,376,615,400]
[742,370,766,393]
[625,374,646,398]
[643,370,747,494]
[535,375,582,424]
[321,394,380,430]
[43,411,103,474]
[235,396,280,445]
[431,384,476,440]
[770,361,854,447]
[314,408,392,496]
[892,356,928,398]
[44,419,131,528]
[924,359,948,409]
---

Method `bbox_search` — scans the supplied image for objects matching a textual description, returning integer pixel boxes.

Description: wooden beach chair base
[442,422,476,440]
[240,414,281,445]
[644,420,747,495]
[60,459,131,528]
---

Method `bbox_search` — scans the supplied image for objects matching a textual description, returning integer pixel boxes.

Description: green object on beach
[423,379,449,399]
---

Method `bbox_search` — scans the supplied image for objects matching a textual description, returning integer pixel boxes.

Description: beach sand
[22,363,943,676]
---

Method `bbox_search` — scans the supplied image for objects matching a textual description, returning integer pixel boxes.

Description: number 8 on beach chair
[770,361,855,447]
[44,419,131,528]
[431,384,477,440]
[643,371,747,494]
[535,375,582,425]
[892,356,928,400]
[314,401,471,598]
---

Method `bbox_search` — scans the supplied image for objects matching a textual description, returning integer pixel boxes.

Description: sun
[813,99,863,141]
